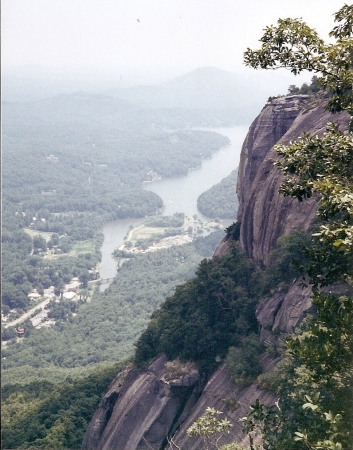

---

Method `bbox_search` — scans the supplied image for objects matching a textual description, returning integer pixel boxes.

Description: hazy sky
[2,0,346,80]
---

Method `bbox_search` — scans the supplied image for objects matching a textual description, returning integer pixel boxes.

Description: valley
[2,3,353,449]
[2,69,251,389]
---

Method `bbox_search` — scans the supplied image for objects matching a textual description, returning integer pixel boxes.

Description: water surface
[99,125,248,290]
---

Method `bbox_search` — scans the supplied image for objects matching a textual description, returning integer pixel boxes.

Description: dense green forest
[134,228,309,371]
[3,95,229,210]
[135,243,260,369]
[2,231,224,386]
[2,90,230,314]
[2,363,125,450]
[1,226,307,449]
[197,170,238,219]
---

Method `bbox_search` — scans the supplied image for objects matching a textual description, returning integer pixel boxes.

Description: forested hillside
[197,170,238,218]
[81,6,352,450]
[2,364,124,450]
[2,231,224,385]
[1,67,251,449]
[2,73,233,315]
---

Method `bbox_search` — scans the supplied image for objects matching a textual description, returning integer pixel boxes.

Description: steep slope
[81,96,349,450]
[236,95,348,264]
[82,356,205,450]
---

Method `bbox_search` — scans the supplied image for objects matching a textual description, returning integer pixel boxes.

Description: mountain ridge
[102,67,290,117]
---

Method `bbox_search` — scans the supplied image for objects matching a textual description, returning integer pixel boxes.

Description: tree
[241,5,353,449]
[2,282,30,309]
[244,4,353,118]
[33,235,47,253]
[2,305,11,316]
[2,327,17,341]
[79,269,90,288]
[187,407,233,450]
[225,335,265,387]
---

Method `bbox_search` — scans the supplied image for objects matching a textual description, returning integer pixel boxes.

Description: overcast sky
[2,0,346,82]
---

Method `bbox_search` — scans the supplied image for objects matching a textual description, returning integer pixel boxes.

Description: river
[99,125,248,290]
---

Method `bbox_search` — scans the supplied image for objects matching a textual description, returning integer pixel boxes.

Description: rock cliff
[82,356,206,450]
[81,96,349,450]
[236,95,348,264]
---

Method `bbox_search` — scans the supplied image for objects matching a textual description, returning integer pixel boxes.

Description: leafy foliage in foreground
[187,407,233,450]
[275,123,353,286]
[241,291,353,450]
[241,5,353,449]
[244,5,353,117]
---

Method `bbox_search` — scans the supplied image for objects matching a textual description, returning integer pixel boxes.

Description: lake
[99,125,248,290]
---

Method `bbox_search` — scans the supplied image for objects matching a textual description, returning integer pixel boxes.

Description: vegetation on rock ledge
[240,4,353,449]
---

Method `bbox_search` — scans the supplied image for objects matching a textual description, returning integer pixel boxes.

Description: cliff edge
[236,95,348,264]
[81,96,349,450]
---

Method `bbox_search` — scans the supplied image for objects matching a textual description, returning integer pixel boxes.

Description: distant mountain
[104,67,259,108]
[102,67,295,123]
[2,66,300,125]
[2,70,260,128]
[1,70,130,103]
[2,67,299,127]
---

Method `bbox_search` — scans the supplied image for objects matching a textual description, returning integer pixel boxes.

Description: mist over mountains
[103,67,274,111]
[3,66,297,115]
[3,66,304,130]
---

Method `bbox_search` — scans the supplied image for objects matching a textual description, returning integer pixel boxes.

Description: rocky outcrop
[237,95,308,219]
[82,356,205,450]
[81,369,129,450]
[256,279,314,345]
[82,96,349,450]
[171,355,280,450]
[236,96,349,264]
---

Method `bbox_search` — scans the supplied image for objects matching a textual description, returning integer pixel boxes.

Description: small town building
[31,317,42,327]
[28,291,41,300]
[16,328,25,337]
[63,291,77,300]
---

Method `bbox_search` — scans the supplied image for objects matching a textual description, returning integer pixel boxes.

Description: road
[3,288,55,329]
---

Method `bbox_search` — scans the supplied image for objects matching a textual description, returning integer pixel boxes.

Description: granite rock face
[256,280,314,345]
[171,355,280,450]
[237,95,308,221]
[81,356,205,450]
[236,96,348,264]
[82,96,349,450]
[81,369,130,450]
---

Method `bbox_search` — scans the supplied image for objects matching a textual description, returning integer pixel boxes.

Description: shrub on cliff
[134,244,261,369]
[225,334,265,386]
